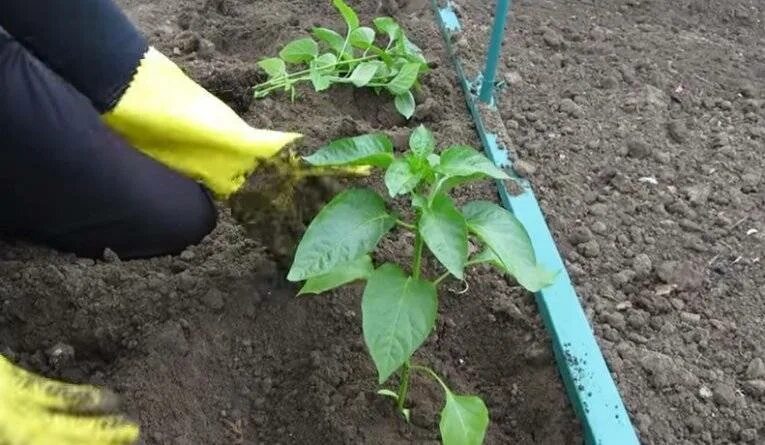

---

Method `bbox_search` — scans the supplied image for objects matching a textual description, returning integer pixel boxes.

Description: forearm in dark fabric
[0,0,147,112]
[0,33,216,259]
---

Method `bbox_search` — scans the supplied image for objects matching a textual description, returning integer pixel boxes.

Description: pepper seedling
[253,0,428,119]
[287,126,556,445]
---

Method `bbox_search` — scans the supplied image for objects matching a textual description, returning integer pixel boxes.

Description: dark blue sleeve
[0,33,216,259]
[0,0,148,112]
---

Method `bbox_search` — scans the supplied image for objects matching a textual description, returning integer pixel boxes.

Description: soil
[0,0,581,444]
[450,0,765,444]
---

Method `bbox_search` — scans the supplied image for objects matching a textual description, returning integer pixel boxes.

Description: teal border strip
[432,2,640,444]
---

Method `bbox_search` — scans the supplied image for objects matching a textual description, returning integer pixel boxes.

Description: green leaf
[349,61,379,87]
[304,133,394,168]
[309,69,330,91]
[257,57,287,79]
[399,35,428,65]
[288,188,395,281]
[373,17,402,43]
[298,255,374,295]
[394,91,416,119]
[312,27,346,54]
[332,0,359,30]
[309,53,338,91]
[350,27,376,49]
[409,125,436,157]
[362,263,437,383]
[420,194,468,279]
[384,156,422,197]
[440,391,489,445]
[462,201,556,291]
[427,153,441,167]
[387,63,421,95]
[314,52,338,67]
[436,146,509,180]
[279,38,319,64]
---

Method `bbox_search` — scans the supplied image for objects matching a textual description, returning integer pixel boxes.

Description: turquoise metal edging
[431,2,640,444]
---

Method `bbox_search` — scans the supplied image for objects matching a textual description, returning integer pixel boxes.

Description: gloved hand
[0,355,139,445]
[102,46,302,199]
[228,149,370,267]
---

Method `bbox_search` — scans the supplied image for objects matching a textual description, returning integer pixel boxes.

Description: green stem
[254,55,379,90]
[412,223,424,279]
[396,220,417,231]
[254,75,311,97]
[411,365,449,393]
[397,361,411,412]
[434,271,450,286]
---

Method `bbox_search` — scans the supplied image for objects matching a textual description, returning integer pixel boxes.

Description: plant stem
[412,227,424,279]
[411,365,449,393]
[254,55,379,91]
[397,360,411,412]
[434,271,450,286]
[396,220,417,231]
[254,75,311,96]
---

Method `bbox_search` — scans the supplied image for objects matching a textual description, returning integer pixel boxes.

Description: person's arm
[0,0,147,112]
[0,0,299,199]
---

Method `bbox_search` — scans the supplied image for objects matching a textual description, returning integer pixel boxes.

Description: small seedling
[253,0,428,118]
[287,126,556,445]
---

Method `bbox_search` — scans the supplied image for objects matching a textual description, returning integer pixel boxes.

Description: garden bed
[0,0,581,443]
[451,0,765,443]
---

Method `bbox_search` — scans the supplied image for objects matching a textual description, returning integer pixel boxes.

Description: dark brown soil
[451,0,765,444]
[0,0,581,444]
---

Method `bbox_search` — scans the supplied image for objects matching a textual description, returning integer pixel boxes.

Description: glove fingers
[0,356,120,414]
[48,412,140,445]
[0,403,139,445]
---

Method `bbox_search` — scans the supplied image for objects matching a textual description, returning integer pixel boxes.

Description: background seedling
[287,126,557,445]
[253,0,428,118]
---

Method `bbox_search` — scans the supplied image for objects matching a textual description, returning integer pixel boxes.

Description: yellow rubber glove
[102,47,301,199]
[0,355,139,445]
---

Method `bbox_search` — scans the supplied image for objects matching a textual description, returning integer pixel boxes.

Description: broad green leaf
[436,146,509,180]
[304,133,394,168]
[399,35,428,66]
[332,0,359,30]
[440,391,489,445]
[299,255,373,295]
[349,62,379,87]
[373,17,402,43]
[310,68,331,91]
[387,63,421,95]
[462,201,556,291]
[409,125,436,157]
[362,263,437,383]
[279,38,319,64]
[427,153,441,167]
[411,194,427,209]
[420,194,468,279]
[257,57,286,79]
[394,91,416,119]
[374,62,391,78]
[314,52,338,67]
[312,27,344,52]
[385,156,422,197]
[288,188,395,281]
[350,27,376,49]
[309,53,338,91]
